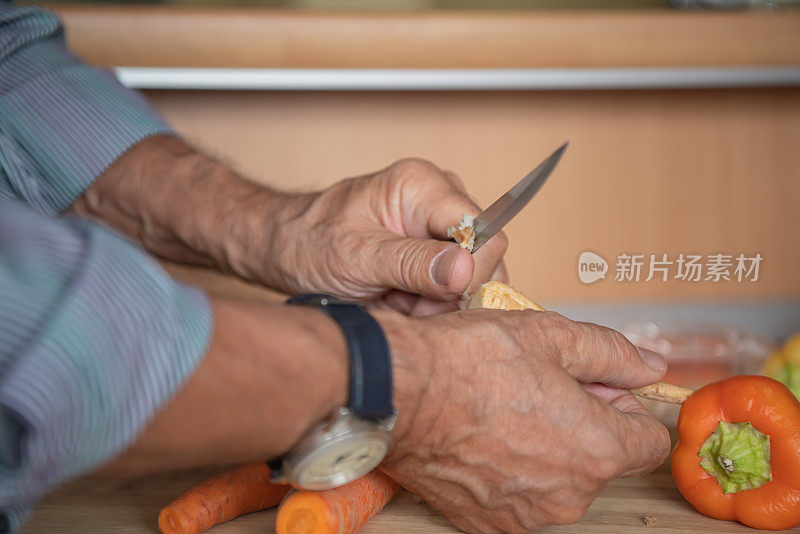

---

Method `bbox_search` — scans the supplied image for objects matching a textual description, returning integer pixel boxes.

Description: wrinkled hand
[376,308,671,533]
[263,159,508,315]
[70,138,503,314]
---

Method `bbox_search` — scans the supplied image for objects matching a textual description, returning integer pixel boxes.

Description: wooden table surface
[22,463,787,534]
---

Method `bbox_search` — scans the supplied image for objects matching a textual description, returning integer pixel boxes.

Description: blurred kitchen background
[36,0,800,394]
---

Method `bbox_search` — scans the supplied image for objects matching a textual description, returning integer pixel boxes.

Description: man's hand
[262,158,507,315]
[70,137,507,315]
[376,308,671,533]
[103,294,668,533]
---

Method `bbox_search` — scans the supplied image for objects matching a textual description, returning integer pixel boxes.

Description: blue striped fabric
[0,199,213,532]
[0,3,215,532]
[0,3,173,214]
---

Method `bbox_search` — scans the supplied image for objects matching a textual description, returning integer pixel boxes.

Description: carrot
[158,462,290,534]
[275,470,399,534]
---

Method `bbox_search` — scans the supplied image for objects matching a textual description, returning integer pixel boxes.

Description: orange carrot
[275,471,399,534]
[158,462,290,534]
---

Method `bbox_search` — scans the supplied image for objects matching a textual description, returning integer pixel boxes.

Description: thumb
[549,317,668,389]
[375,237,474,300]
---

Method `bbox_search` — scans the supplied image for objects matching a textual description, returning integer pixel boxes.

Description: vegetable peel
[447,213,476,252]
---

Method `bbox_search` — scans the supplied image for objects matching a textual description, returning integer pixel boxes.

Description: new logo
[578,251,608,284]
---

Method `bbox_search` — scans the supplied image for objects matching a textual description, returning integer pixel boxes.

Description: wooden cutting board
[21,462,781,534]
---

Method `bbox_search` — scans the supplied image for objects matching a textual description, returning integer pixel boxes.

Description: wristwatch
[267,294,396,490]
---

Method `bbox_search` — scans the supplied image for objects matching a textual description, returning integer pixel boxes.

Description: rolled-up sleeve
[0,198,213,532]
[0,2,172,214]
[0,4,215,531]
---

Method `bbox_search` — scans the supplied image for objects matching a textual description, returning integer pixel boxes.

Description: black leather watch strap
[287,294,394,422]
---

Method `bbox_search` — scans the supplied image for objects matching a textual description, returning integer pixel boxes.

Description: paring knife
[470,142,568,254]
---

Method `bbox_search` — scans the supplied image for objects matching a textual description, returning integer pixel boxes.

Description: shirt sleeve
[0,2,173,215]
[0,197,213,533]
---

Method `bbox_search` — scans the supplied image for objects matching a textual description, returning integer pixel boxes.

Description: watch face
[291,431,389,490]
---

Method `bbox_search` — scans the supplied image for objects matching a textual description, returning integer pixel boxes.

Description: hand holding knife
[448,142,568,253]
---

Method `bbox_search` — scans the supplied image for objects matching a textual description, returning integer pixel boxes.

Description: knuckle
[441,169,472,196]
[538,310,571,331]
[491,230,510,254]
[560,507,588,525]
[618,416,670,474]
[443,169,466,187]
[648,422,672,466]
[575,322,637,376]
[603,326,638,361]
[544,499,588,526]
[390,157,442,179]
[506,524,534,534]
[533,481,596,527]
[379,240,417,288]
[592,456,620,482]
[509,513,536,533]
[506,310,553,350]
[404,243,434,288]
[537,312,580,356]
[491,510,531,534]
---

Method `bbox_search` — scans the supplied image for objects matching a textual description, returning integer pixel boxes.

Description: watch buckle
[267,458,288,485]
[377,411,397,432]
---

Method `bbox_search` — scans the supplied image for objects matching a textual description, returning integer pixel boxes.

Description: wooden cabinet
[53,5,800,302]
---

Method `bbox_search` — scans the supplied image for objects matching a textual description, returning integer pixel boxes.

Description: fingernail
[432,246,461,287]
[637,347,667,373]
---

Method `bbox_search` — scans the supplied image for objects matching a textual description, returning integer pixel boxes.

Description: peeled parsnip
[631,382,693,404]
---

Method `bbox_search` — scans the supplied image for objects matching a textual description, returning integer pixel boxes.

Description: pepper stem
[698,421,772,494]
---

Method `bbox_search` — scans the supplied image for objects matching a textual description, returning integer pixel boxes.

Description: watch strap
[287,294,394,422]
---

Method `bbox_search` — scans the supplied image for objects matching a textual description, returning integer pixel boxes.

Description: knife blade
[470,142,568,253]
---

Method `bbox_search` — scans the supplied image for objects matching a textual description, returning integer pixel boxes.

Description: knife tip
[551,141,569,159]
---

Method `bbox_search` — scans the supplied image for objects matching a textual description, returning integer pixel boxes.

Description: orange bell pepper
[671,375,800,530]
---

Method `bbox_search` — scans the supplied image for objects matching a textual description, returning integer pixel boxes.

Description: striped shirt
[0,3,213,531]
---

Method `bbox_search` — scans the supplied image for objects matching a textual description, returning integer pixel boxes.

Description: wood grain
[50,4,800,69]
[20,463,768,533]
[146,87,800,303]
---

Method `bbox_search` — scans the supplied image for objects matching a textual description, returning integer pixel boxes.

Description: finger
[611,399,671,477]
[412,185,507,295]
[363,296,404,313]
[581,382,630,403]
[407,252,507,315]
[442,169,470,195]
[409,298,461,317]
[609,392,652,416]
[374,236,474,300]
[466,231,509,293]
[415,176,507,293]
[394,162,507,296]
[422,193,481,241]
[490,260,510,284]
[381,290,420,315]
[391,159,482,240]
[580,390,670,479]
[547,317,668,389]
